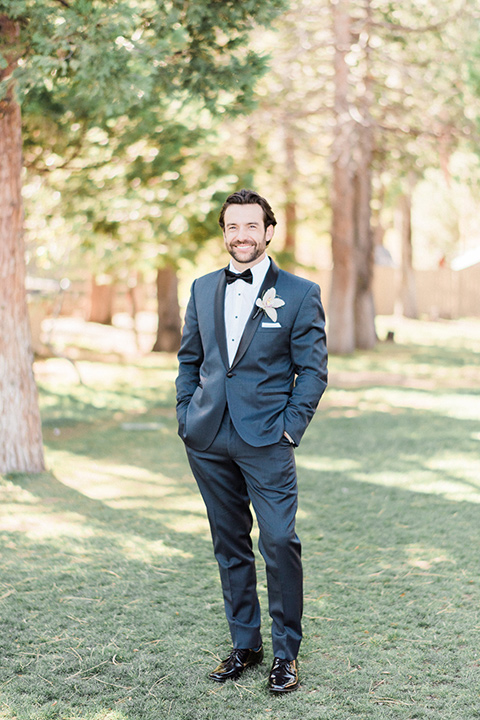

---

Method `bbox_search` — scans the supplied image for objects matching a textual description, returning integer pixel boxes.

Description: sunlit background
[19,0,480,360]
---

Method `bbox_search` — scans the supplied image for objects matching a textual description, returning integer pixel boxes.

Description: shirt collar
[228,254,271,287]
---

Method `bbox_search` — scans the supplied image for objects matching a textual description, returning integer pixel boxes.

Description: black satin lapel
[257,259,280,304]
[230,259,280,370]
[214,270,229,370]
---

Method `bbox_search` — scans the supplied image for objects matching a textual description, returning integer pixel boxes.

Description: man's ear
[266,224,275,245]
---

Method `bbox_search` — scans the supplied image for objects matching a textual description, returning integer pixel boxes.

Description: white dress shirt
[224,254,270,366]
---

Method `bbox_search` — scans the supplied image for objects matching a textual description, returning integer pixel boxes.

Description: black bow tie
[225,268,253,285]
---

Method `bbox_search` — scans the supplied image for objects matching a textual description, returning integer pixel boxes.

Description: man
[175,189,327,693]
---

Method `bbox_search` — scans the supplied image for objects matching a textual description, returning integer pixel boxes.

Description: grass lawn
[1,316,480,720]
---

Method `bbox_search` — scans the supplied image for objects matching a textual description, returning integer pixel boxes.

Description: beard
[226,237,267,265]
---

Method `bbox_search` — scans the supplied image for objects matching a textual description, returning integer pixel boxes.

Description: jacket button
[226,371,233,378]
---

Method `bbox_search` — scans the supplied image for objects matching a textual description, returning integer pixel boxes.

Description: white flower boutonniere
[254,287,285,322]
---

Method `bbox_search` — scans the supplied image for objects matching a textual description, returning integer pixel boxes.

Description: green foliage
[2,0,288,125]
[1,0,289,278]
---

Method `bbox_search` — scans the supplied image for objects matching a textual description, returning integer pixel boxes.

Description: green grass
[1,318,480,719]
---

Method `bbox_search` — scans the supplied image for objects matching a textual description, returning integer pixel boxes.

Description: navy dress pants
[185,410,302,661]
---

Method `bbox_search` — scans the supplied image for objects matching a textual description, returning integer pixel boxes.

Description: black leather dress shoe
[209,646,264,682]
[268,657,299,693]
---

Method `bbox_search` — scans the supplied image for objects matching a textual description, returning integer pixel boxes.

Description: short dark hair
[218,188,277,232]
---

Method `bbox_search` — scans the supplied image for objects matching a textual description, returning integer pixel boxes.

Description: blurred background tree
[220,0,480,352]
[0,0,287,473]
[2,0,480,472]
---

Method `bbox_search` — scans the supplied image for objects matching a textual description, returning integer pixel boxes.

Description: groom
[176,189,327,692]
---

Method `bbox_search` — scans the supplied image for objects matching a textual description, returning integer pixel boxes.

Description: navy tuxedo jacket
[176,259,328,451]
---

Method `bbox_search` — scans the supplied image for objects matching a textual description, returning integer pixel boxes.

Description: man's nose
[237,225,251,241]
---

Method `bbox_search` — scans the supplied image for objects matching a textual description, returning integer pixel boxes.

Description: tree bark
[398,190,418,318]
[328,0,377,353]
[328,0,356,354]
[353,154,377,348]
[353,13,377,350]
[283,125,298,271]
[152,265,182,352]
[0,16,45,473]
[88,275,115,325]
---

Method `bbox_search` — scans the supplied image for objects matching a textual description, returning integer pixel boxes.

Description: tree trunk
[328,0,356,354]
[88,275,115,324]
[283,126,298,271]
[353,156,377,348]
[353,16,377,351]
[329,0,377,353]
[0,17,45,473]
[398,190,418,318]
[152,265,182,352]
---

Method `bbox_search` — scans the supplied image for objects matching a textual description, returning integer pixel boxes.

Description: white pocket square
[261,322,281,328]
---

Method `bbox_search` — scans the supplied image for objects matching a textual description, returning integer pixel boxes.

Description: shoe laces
[228,648,249,663]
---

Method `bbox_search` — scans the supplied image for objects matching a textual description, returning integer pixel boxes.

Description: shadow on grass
[0,467,223,720]
[39,382,176,428]
[2,400,480,718]
[410,344,480,369]
[331,337,480,379]
[298,467,480,719]
[2,335,480,719]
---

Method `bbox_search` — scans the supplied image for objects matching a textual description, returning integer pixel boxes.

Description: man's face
[223,203,274,268]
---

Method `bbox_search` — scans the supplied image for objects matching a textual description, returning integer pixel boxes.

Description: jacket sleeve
[283,283,328,446]
[175,281,204,435]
